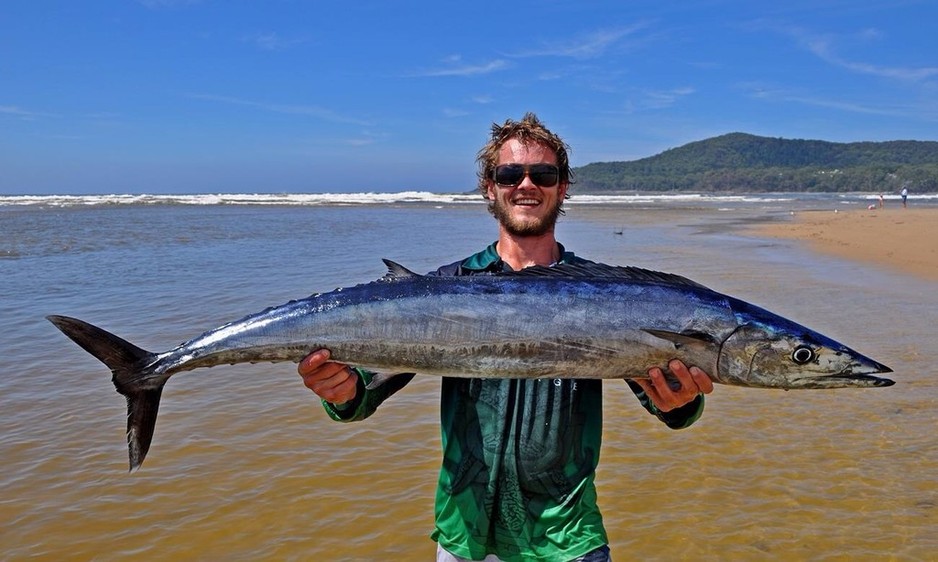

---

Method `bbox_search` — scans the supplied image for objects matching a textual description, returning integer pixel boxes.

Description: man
[298,113,714,561]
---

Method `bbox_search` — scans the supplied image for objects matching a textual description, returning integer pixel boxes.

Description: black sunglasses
[492,164,560,188]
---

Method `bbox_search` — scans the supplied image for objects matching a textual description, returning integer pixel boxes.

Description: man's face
[486,138,568,237]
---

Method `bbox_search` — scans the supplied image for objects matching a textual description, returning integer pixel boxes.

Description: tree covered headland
[573,133,938,193]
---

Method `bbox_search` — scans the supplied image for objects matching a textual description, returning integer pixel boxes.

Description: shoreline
[751,207,938,282]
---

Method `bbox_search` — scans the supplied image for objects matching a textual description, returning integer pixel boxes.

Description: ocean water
[1,195,935,560]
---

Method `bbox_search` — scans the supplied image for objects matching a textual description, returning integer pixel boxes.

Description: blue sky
[2,0,936,195]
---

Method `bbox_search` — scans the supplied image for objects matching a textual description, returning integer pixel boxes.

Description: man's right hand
[298,349,359,404]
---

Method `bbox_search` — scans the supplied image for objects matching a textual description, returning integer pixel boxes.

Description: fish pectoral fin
[643,329,718,350]
[364,372,417,392]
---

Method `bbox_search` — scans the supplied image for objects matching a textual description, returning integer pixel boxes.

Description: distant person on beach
[901,187,908,208]
[879,193,884,208]
[296,113,714,562]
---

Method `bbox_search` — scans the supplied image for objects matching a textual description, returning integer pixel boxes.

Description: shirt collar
[461,241,576,272]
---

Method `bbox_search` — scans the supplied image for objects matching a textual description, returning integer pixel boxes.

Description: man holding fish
[298,113,714,562]
[47,112,892,561]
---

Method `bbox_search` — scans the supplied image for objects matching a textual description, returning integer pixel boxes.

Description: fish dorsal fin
[377,258,709,290]
[381,259,421,280]
[498,261,710,290]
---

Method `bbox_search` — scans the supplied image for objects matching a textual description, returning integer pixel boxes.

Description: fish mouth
[824,373,896,387]
[808,359,895,387]
[790,371,896,389]
[791,359,895,388]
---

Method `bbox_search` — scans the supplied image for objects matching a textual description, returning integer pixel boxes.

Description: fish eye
[791,346,816,365]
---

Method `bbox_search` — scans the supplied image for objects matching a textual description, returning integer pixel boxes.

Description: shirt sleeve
[625,380,705,430]
[322,368,416,422]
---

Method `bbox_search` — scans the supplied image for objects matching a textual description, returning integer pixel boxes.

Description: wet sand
[754,207,938,282]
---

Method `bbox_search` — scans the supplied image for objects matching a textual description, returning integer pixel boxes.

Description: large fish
[48,260,893,470]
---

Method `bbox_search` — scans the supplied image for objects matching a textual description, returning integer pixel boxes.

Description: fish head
[717,320,894,389]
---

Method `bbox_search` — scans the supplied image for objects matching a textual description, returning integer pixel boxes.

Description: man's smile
[512,196,541,207]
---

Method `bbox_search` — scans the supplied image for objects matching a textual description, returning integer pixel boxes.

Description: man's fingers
[667,359,694,388]
[632,376,655,398]
[307,365,358,403]
[689,366,714,394]
[298,349,330,376]
[648,365,682,410]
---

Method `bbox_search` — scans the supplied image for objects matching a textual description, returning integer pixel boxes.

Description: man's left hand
[632,359,714,412]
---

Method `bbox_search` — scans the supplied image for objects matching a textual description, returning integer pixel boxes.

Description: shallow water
[1,202,935,560]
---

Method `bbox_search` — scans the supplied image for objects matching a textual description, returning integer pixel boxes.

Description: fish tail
[47,315,163,471]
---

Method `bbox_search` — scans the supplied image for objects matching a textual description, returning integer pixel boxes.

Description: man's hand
[632,359,714,412]
[298,349,359,404]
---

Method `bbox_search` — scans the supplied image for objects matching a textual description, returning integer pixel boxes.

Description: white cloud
[188,93,372,125]
[0,105,33,116]
[776,23,938,82]
[641,87,696,109]
[442,108,470,118]
[243,32,308,51]
[0,105,56,119]
[744,84,938,121]
[137,0,200,8]
[509,23,651,59]
[411,59,509,77]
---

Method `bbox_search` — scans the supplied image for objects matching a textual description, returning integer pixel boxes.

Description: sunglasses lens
[494,165,525,186]
[493,164,560,187]
[529,165,559,187]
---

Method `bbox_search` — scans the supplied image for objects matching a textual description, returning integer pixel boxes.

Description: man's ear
[485,180,497,200]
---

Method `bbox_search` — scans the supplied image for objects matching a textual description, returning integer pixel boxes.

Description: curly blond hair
[476,112,573,201]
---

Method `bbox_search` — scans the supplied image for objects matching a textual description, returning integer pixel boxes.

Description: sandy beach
[754,207,938,282]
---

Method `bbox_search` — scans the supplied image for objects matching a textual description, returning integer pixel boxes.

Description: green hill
[573,133,938,192]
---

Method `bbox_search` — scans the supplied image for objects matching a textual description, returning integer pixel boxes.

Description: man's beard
[489,196,564,237]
